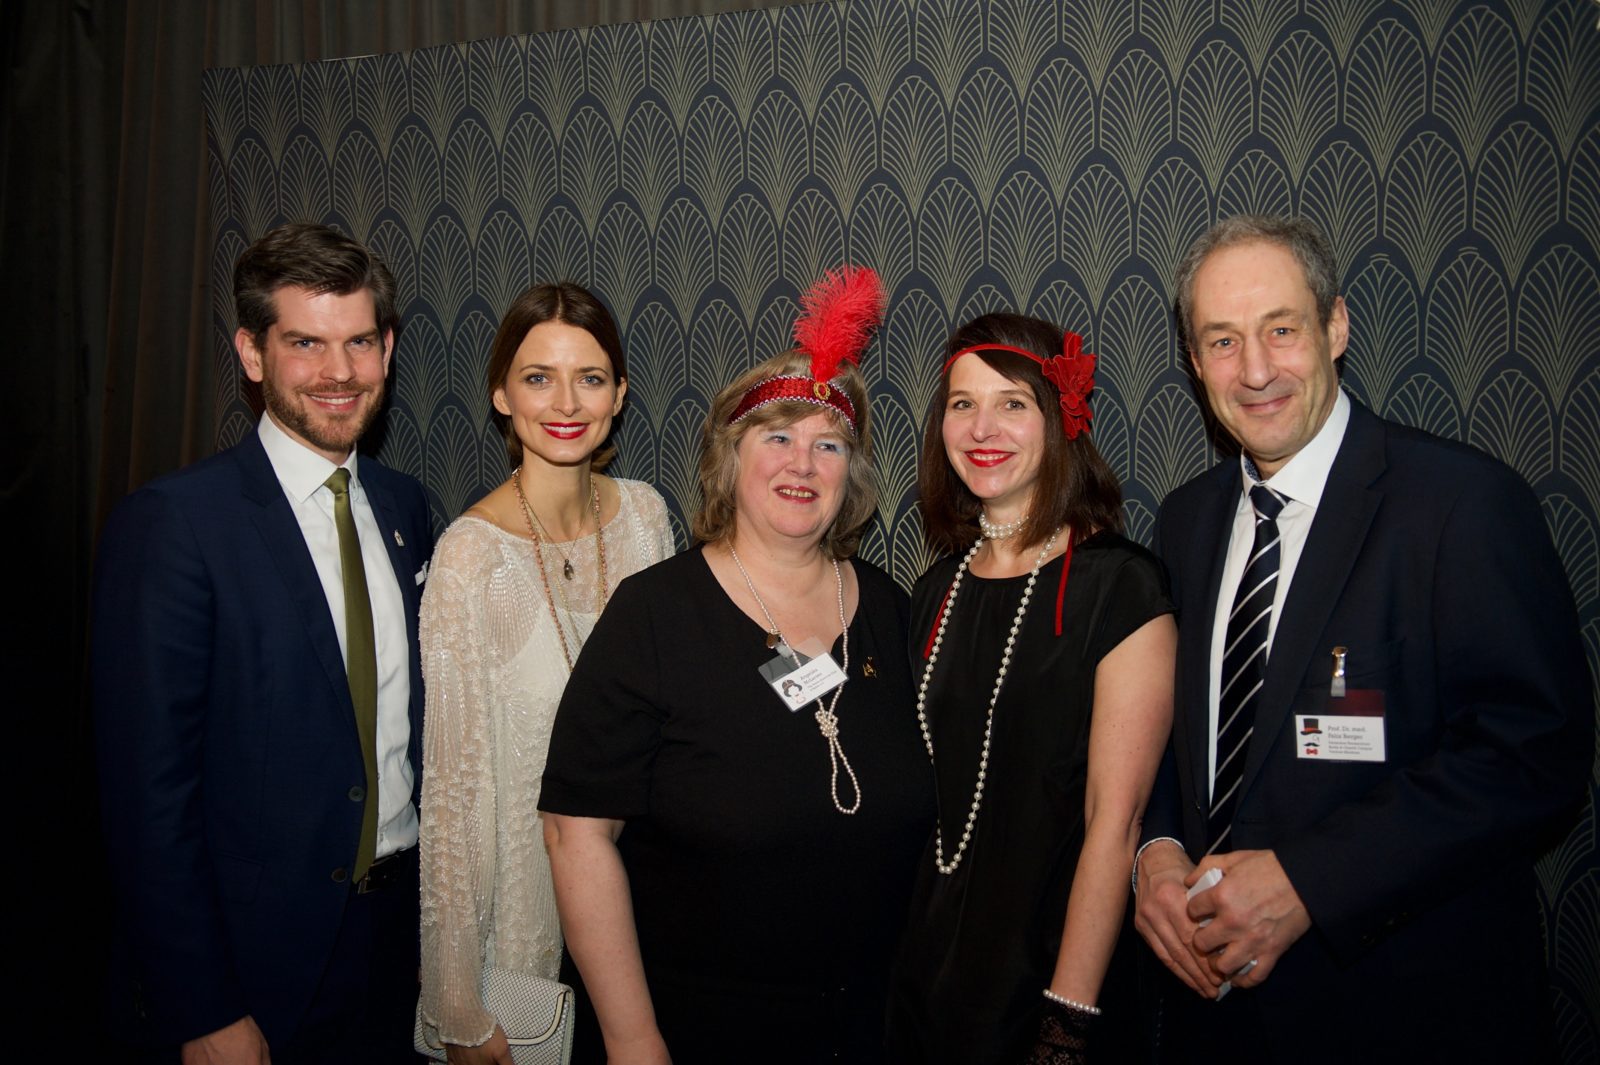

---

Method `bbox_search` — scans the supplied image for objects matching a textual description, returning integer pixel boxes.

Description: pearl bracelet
[1042,989,1102,1016]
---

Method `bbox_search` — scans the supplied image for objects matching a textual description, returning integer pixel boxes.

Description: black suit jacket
[91,430,434,1048]
[1146,399,1589,1063]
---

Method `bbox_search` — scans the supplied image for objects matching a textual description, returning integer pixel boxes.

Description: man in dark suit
[1133,215,1589,1063]
[92,223,433,1064]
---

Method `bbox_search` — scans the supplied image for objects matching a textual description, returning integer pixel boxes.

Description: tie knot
[324,467,352,496]
[1249,483,1286,521]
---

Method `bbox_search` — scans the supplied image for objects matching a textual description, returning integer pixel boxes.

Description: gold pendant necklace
[511,467,608,672]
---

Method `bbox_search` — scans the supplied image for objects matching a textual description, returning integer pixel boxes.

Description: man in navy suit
[93,223,433,1063]
[1133,216,1589,1063]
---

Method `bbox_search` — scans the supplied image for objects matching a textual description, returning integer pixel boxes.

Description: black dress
[540,546,934,1064]
[886,532,1173,1064]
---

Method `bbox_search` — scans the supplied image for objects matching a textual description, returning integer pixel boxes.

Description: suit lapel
[1180,462,1242,796]
[361,467,420,622]
[235,433,356,721]
[361,461,429,779]
[1238,401,1387,797]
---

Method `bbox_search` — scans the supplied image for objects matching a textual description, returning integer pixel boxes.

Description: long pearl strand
[728,546,862,815]
[916,526,1062,875]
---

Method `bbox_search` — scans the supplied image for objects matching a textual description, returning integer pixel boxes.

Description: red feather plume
[793,265,885,382]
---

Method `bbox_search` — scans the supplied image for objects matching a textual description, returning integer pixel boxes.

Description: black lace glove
[1024,994,1098,1065]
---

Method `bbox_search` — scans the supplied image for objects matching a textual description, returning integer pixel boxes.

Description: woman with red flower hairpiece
[540,267,933,1063]
[887,313,1176,1064]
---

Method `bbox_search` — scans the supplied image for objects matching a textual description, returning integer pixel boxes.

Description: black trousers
[277,847,424,1065]
[125,847,423,1064]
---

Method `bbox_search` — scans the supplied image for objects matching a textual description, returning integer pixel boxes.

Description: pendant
[562,560,575,581]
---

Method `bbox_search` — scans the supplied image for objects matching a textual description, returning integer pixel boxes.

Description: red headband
[728,266,885,434]
[942,332,1097,440]
[728,374,857,429]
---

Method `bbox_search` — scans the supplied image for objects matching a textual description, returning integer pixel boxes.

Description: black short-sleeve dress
[540,546,934,1064]
[886,531,1173,1064]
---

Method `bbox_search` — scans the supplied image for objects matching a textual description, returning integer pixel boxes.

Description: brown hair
[919,312,1123,553]
[234,221,399,349]
[693,351,877,559]
[1172,214,1340,352]
[486,282,628,469]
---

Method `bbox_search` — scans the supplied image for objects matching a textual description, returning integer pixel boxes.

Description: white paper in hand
[1186,867,1237,999]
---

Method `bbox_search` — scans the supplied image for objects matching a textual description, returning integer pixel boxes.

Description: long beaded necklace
[916,526,1064,874]
[728,544,862,815]
[511,466,607,673]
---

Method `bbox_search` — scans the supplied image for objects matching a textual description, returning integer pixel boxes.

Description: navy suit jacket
[1146,399,1589,1063]
[91,430,433,1048]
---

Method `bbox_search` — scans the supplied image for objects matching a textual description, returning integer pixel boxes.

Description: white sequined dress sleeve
[418,479,676,1046]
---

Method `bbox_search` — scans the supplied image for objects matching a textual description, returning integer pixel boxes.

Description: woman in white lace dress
[418,282,675,1064]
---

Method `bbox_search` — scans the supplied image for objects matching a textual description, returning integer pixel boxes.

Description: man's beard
[261,375,385,457]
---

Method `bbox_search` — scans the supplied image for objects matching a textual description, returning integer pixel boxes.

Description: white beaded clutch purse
[414,966,576,1065]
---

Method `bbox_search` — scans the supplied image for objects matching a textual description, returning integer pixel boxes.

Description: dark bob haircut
[919,312,1123,553]
[485,282,628,469]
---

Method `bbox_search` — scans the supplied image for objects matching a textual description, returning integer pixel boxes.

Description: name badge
[1296,691,1386,762]
[759,650,848,712]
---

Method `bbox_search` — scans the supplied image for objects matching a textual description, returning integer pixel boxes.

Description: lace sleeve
[418,523,500,1047]
[631,481,678,564]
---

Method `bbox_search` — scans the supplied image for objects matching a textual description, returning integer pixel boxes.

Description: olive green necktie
[325,468,379,881]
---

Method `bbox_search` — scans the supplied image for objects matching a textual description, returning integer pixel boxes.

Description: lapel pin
[393,530,405,547]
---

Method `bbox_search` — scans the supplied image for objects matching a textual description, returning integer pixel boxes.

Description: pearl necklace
[728,545,862,815]
[978,511,1028,541]
[512,468,607,673]
[916,526,1063,874]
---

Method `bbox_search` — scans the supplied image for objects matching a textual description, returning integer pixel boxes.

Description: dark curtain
[0,0,795,1036]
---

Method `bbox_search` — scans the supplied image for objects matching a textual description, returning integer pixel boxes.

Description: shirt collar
[1237,389,1350,509]
[257,412,360,504]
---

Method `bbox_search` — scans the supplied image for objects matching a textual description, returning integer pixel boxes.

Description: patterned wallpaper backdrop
[202,0,1599,1057]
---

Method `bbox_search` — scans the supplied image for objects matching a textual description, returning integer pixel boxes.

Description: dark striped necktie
[1209,481,1287,855]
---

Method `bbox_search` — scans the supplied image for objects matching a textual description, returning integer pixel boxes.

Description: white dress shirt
[257,413,419,855]
[1205,390,1351,797]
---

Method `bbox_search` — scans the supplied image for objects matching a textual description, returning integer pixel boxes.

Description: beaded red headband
[941,331,1097,440]
[728,266,885,433]
[728,374,858,430]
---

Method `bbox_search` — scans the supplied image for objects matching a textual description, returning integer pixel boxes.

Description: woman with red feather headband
[540,267,933,1063]
[886,313,1176,1064]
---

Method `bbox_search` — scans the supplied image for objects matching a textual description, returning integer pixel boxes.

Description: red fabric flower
[1041,331,1096,439]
